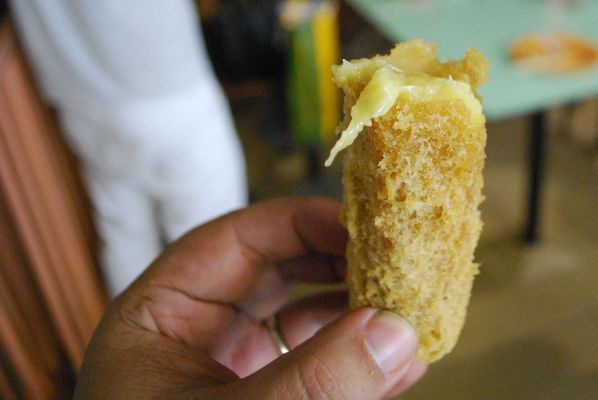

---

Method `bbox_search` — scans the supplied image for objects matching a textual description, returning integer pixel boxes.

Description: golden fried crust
[338,41,488,362]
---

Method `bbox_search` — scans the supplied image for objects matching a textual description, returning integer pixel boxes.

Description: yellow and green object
[281,0,340,146]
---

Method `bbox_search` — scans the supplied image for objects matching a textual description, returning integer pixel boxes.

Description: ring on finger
[265,315,290,355]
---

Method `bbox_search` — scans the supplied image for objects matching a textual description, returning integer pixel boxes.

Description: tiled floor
[228,21,598,398]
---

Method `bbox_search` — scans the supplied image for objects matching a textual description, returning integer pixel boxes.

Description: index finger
[136,197,347,303]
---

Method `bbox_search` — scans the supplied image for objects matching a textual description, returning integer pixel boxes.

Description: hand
[74,197,427,399]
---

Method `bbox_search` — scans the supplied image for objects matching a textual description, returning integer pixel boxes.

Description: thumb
[222,308,419,400]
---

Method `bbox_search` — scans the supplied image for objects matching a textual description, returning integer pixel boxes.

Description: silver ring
[266,315,290,355]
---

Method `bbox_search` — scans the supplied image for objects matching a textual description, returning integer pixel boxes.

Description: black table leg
[524,112,546,243]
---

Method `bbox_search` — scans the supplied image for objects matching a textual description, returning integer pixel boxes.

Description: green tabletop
[345,0,598,121]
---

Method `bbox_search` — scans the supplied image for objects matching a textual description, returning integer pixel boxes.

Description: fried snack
[326,40,488,362]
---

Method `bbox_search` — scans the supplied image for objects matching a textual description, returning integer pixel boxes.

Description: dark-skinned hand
[75,197,426,399]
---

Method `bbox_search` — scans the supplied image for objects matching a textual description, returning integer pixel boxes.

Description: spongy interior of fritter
[336,40,489,362]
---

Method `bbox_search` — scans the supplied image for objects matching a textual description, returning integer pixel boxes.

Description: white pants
[11,0,248,296]
[61,81,247,296]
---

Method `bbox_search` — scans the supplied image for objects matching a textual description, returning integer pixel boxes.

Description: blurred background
[1,0,597,398]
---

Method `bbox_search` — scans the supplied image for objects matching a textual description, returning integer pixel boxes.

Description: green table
[345,0,598,241]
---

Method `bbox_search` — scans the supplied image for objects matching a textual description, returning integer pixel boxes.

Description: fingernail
[364,311,417,374]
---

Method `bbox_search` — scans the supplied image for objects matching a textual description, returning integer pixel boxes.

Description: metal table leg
[524,112,546,243]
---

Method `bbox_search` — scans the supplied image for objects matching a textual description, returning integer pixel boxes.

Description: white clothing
[11,0,248,296]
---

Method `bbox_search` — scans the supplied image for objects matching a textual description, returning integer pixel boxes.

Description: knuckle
[291,354,343,400]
